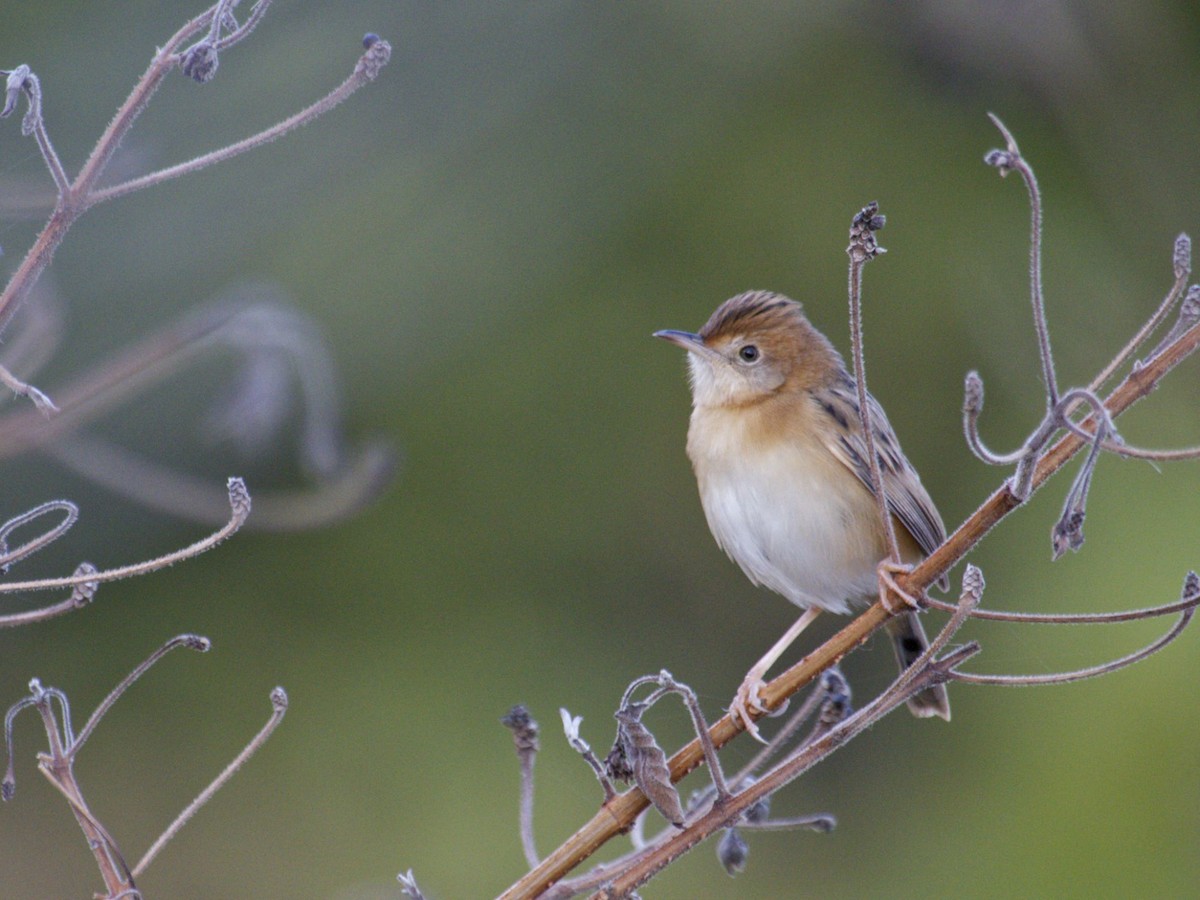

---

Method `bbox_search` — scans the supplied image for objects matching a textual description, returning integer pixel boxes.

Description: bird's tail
[885,612,951,721]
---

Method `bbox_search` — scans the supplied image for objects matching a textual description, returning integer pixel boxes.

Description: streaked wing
[816,377,947,560]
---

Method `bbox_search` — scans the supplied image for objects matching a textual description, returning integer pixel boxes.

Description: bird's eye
[738,345,760,363]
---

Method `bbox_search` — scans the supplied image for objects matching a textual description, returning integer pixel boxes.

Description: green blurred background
[2,2,1199,897]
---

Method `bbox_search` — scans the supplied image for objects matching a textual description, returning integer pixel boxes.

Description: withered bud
[853,203,886,232]
[613,704,684,827]
[743,789,771,825]
[848,201,887,261]
[819,666,851,702]
[227,477,252,520]
[603,734,633,783]
[181,42,220,83]
[983,148,1016,175]
[1,65,30,119]
[818,689,852,730]
[356,35,392,82]
[501,704,540,755]
[1174,233,1192,281]
[963,371,984,417]
[397,869,426,900]
[1180,285,1200,324]
[961,563,985,602]
[718,827,749,876]
[1182,571,1199,600]
[1051,510,1086,561]
[70,562,99,607]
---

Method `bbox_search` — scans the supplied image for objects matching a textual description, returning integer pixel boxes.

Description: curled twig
[0,477,249,608]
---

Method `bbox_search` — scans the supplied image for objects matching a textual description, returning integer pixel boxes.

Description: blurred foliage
[1,2,1199,898]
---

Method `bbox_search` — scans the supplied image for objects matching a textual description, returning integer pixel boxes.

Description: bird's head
[654,290,841,408]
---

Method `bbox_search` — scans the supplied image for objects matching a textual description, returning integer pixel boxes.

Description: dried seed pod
[603,730,634,783]
[181,42,219,83]
[614,704,684,827]
[718,827,749,876]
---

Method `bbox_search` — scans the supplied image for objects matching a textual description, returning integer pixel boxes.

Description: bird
[654,290,950,735]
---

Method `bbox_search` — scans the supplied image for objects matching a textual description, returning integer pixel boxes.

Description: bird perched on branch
[655,290,950,736]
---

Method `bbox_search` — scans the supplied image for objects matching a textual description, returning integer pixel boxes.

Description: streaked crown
[660,291,843,408]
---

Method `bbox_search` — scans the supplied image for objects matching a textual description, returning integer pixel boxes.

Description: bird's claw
[876,560,922,614]
[731,675,771,744]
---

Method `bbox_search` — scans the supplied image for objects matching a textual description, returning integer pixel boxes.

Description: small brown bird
[655,290,950,733]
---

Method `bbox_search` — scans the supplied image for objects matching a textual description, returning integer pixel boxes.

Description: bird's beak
[653,329,708,355]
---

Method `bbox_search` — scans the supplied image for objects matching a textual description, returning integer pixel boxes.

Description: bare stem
[73,635,211,753]
[1087,234,1190,391]
[0,477,249,599]
[845,201,901,563]
[89,36,392,207]
[561,709,617,802]
[727,673,833,789]
[132,686,288,878]
[1,66,70,194]
[923,583,1200,624]
[501,706,541,869]
[0,6,211,335]
[649,672,730,800]
[951,605,1195,686]
[986,113,1057,406]
[212,0,274,52]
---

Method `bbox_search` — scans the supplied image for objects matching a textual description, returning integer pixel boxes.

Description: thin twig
[561,709,617,802]
[922,586,1200,623]
[727,674,832,789]
[1086,234,1190,392]
[0,499,77,571]
[0,360,57,413]
[89,36,392,207]
[73,635,211,753]
[0,477,249,597]
[501,706,541,869]
[845,201,900,562]
[0,563,97,629]
[951,608,1194,686]
[1,66,70,195]
[740,814,837,833]
[962,371,1035,466]
[985,113,1057,406]
[0,7,210,335]
[132,686,288,878]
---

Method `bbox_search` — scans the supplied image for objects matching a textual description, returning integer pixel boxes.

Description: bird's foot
[731,672,771,744]
[876,560,923,614]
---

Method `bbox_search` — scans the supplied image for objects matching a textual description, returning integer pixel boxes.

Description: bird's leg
[732,606,822,742]
[876,560,922,614]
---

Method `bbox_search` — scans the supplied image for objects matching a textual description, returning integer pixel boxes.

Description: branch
[89,35,392,206]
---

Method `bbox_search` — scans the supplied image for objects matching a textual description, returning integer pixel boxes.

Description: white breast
[688,404,883,614]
